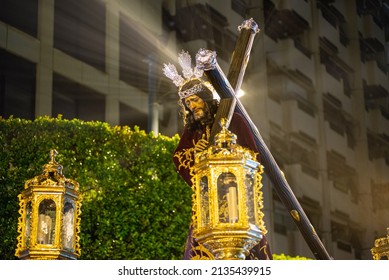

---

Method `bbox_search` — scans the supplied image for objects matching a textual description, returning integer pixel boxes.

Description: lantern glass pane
[245,173,256,225]
[217,172,239,223]
[24,201,32,247]
[200,176,209,227]
[62,202,75,251]
[37,199,56,245]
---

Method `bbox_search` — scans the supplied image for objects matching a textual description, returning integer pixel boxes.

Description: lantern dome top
[194,118,258,165]
[43,149,63,175]
[214,118,237,149]
[24,149,79,191]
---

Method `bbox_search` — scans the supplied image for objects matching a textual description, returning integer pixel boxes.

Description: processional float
[193,18,331,260]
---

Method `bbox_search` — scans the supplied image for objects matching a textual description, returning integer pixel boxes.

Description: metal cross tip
[195,48,217,71]
[238,18,260,33]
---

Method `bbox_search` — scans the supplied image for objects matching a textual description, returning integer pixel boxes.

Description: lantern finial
[50,149,58,163]
[42,149,63,176]
[214,118,237,149]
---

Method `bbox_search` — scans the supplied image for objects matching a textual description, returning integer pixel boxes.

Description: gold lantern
[371,228,389,260]
[15,150,81,260]
[191,119,266,260]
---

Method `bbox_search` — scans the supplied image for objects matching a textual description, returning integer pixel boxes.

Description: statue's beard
[193,108,205,121]
[195,105,213,126]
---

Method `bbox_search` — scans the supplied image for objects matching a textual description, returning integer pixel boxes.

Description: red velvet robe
[173,112,272,260]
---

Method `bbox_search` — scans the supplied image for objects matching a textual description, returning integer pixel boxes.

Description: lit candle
[227,187,238,223]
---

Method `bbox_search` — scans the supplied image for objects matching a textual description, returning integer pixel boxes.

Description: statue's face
[184,94,207,121]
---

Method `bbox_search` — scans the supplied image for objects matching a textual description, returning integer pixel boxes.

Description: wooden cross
[196,19,331,260]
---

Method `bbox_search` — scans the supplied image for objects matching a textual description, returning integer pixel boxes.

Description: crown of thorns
[162,50,216,99]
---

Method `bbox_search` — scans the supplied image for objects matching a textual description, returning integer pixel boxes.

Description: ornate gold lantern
[371,228,389,260]
[191,120,265,260]
[15,150,81,260]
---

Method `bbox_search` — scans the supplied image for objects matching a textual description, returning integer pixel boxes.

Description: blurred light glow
[237,89,245,98]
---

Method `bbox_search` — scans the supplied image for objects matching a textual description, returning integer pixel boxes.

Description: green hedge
[272,254,311,260]
[0,116,192,259]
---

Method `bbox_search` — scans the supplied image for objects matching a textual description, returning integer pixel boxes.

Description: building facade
[1,0,388,259]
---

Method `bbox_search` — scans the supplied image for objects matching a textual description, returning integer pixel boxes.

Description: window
[54,0,106,71]
[119,102,147,131]
[0,50,36,119]
[273,195,296,235]
[119,13,157,92]
[0,0,38,37]
[52,74,105,122]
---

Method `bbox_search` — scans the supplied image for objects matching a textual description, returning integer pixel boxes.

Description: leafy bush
[0,116,192,259]
[273,253,311,260]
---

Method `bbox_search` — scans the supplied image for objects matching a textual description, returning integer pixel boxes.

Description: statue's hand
[194,136,209,153]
